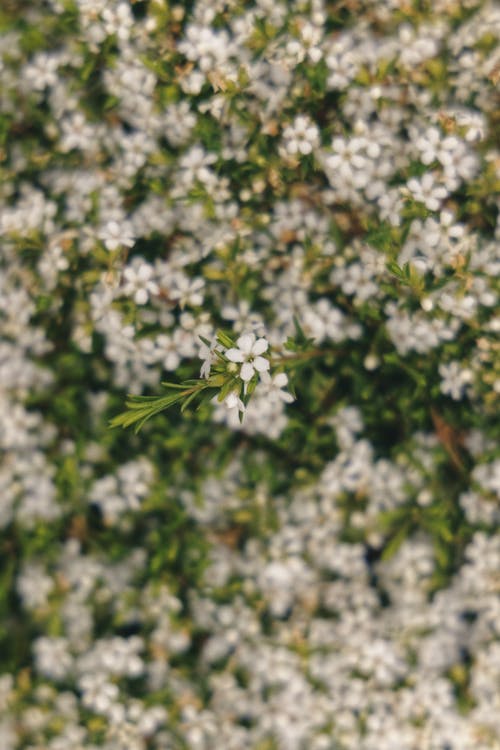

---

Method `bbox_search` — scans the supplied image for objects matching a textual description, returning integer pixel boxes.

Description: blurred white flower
[406,173,448,212]
[259,371,295,404]
[282,115,320,156]
[199,335,218,379]
[439,361,473,400]
[223,392,245,414]
[122,259,158,305]
[98,220,135,251]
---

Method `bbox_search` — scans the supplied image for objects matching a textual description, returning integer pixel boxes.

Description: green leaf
[110,391,188,432]
[216,329,235,349]
[245,377,258,397]
[180,390,200,413]
[218,378,240,402]
[381,524,411,561]
[195,388,219,409]
[386,261,405,280]
[284,336,298,352]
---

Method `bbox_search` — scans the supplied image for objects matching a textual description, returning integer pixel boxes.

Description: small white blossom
[223,391,245,414]
[406,173,448,212]
[155,333,182,371]
[199,335,218,379]
[171,274,205,308]
[122,259,159,305]
[98,220,135,251]
[415,126,443,165]
[225,333,270,382]
[282,115,320,156]
[439,361,473,400]
[259,371,295,405]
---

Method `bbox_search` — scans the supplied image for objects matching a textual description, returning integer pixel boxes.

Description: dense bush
[0,1,499,748]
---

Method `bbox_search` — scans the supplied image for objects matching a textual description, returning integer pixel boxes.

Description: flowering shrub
[1,1,499,749]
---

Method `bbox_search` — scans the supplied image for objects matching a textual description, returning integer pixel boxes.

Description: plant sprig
[109,381,217,433]
[110,329,304,432]
[110,330,251,432]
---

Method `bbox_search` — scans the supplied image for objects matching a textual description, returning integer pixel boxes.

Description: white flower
[259,371,295,404]
[199,335,217,379]
[99,220,135,251]
[178,145,217,186]
[155,333,181,371]
[438,361,473,400]
[122,259,159,305]
[282,115,320,156]
[415,126,442,165]
[223,392,245,414]
[326,136,367,177]
[178,25,232,73]
[406,174,448,212]
[102,3,133,41]
[170,274,205,308]
[225,333,270,382]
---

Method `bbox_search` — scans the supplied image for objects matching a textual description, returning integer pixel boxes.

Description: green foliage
[1,0,499,747]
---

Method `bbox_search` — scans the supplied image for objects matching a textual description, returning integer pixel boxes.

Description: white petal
[240,362,255,381]
[225,348,245,363]
[280,391,295,403]
[253,356,270,373]
[273,372,288,388]
[236,333,255,354]
[251,338,269,356]
[200,360,211,379]
[165,352,180,370]
[224,392,237,408]
[225,392,244,411]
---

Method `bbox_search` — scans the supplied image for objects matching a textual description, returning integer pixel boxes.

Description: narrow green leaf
[381,524,411,561]
[195,388,219,409]
[386,261,404,279]
[218,379,239,402]
[180,390,200,413]
[216,329,235,348]
[110,391,188,431]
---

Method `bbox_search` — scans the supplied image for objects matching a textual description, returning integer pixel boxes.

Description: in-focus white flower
[225,333,270,382]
